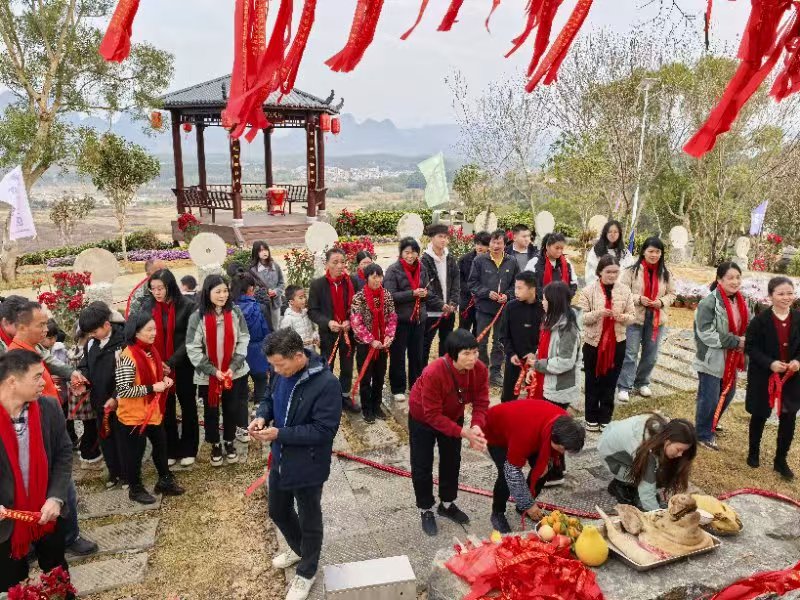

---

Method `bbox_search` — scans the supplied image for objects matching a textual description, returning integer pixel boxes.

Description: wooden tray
[599,517,722,572]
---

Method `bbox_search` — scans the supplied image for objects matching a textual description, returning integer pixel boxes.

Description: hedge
[18,230,170,266]
[335,208,579,239]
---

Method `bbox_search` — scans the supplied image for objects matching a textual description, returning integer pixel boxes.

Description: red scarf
[401,259,422,323]
[713,289,749,430]
[205,311,235,408]
[0,326,13,348]
[125,276,148,318]
[127,339,166,428]
[325,271,354,323]
[357,268,366,282]
[533,327,553,400]
[596,285,617,376]
[0,401,55,558]
[152,301,176,361]
[363,284,386,342]
[9,339,58,400]
[642,262,661,341]
[543,255,570,286]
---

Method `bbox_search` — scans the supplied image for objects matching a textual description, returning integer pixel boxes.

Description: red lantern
[319,113,331,132]
[182,122,193,133]
[150,111,163,130]
[331,116,341,135]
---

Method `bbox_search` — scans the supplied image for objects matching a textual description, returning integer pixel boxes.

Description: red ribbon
[460,296,476,320]
[99,0,141,62]
[712,349,744,431]
[476,302,506,343]
[100,406,113,439]
[0,507,43,524]
[708,560,800,600]
[327,332,351,366]
[68,388,91,420]
[325,0,386,72]
[352,346,380,398]
[768,371,795,417]
[410,297,422,324]
[437,0,466,31]
[513,363,530,397]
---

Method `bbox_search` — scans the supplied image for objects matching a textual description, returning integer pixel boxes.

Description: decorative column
[315,117,327,218]
[263,127,274,188]
[196,123,207,218]
[170,110,185,214]
[305,114,318,222]
[230,136,243,226]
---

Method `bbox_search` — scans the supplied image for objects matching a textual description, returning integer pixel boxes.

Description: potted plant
[177,213,201,243]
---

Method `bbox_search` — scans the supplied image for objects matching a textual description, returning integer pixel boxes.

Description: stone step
[650,366,699,392]
[67,518,159,564]
[78,487,161,520]
[70,553,149,596]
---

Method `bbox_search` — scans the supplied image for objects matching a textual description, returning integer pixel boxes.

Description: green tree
[78,132,160,265]
[452,163,490,212]
[0,0,173,278]
[49,192,95,243]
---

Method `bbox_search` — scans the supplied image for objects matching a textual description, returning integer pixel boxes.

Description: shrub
[18,229,170,266]
[284,248,315,289]
[787,252,800,277]
[223,248,251,271]
[333,208,434,236]
[34,272,91,340]
[335,236,375,270]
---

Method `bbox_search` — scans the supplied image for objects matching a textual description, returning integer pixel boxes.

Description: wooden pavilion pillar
[229,136,243,226]
[315,118,326,217]
[196,123,207,218]
[263,127,274,188]
[305,113,318,221]
[170,110,185,214]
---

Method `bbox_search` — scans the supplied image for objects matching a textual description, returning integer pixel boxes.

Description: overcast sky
[136,0,752,128]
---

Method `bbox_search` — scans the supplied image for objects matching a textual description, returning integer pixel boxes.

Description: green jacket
[693,288,748,378]
[186,306,250,385]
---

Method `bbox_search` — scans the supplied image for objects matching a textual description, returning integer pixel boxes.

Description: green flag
[417,152,449,208]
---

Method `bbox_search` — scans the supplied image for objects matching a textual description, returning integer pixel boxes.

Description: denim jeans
[696,371,736,442]
[617,312,664,392]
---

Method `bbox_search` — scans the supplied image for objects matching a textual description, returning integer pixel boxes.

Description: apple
[552,534,572,550]
[538,524,555,542]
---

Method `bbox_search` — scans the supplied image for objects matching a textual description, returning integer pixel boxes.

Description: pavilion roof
[161,75,340,113]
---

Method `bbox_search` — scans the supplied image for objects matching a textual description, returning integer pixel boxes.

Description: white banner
[0,166,37,240]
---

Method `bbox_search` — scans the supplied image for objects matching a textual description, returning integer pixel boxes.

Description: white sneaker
[272,549,301,569]
[616,390,630,403]
[167,458,177,467]
[638,385,653,398]
[393,393,406,402]
[285,575,315,600]
[179,457,195,467]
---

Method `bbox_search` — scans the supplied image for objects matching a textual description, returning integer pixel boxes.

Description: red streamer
[476,302,506,343]
[99,0,141,62]
[400,0,431,40]
[352,346,380,398]
[327,333,342,367]
[712,350,744,431]
[0,507,43,524]
[410,297,422,324]
[708,560,800,600]
[277,0,318,96]
[100,406,113,439]
[437,0,466,31]
[768,370,795,416]
[460,296,475,320]
[325,0,386,72]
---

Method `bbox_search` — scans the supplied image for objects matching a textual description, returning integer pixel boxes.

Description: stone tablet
[669,225,689,249]
[587,215,608,236]
[473,211,497,233]
[188,232,227,267]
[305,221,339,253]
[73,248,119,284]
[734,236,751,260]
[397,213,425,240]
[535,211,555,236]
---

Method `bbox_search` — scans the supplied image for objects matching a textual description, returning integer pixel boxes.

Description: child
[281,285,319,351]
[499,271,543,402]
[350,263,397,423]
[232,271,271,410]
[599,414,697,510]
[186,275,251,467]
[180,275,198,299]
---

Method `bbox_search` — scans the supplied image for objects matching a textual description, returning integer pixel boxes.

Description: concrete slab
[70,553,149,596]
[78,487,161,519]
[67,518,159,563]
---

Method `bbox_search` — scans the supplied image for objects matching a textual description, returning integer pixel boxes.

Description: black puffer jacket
[384,259,432,324]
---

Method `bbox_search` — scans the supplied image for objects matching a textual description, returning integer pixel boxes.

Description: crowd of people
[0,221,797,600]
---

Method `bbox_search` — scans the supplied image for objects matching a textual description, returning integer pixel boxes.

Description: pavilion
[160,75,342,245]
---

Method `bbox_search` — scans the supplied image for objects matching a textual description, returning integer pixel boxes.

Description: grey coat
[693,288,749,378]
[186,306,251,385]
[251,262,285,327]
[533,316,582,406]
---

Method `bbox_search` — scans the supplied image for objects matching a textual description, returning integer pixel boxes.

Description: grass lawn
[615,392,800,498]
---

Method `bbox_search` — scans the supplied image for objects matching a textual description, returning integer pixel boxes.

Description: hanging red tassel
[325,0,386,72]
[99,0,141,62]
[278,0,318,95]
[400,0,431,40]
[526,0,566,77]
[437,0,466,31]
[770,21,800,100]
[684,0,795,157]
[709,560,800,600]
[505,0,543,58]
[526,0,595,91]
[705,0,714,49]
[485,0,502,31]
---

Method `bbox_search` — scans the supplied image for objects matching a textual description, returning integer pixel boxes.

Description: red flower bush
[335,208,359,236]
[448,226,475,262]
[33,271,90,338]
[9,565,75,600]
[177,213,200,232]
[335,236,375,270]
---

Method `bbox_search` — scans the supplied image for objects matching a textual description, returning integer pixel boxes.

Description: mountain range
[0,91,464,165]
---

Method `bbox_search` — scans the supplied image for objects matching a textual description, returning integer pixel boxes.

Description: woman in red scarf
[350,264,398,423]
[576,255,635,432]
[617,237,677,403]
[694,262,750,451]
[355,250,374,289]
[186,276,251,468]
[384,237,432,401]
[144,270,198,468]
[745,276,800,480]
[114,311,184,505]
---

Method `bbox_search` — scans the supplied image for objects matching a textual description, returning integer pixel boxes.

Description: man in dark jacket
[77,302,128,487]
[0,350,74,594]
[505,223,539,272]
[249,329,342,600]
[422,224,460,362]
[307,248,360,413]
[468,229,520,386]
[499,271,544,402]
[458,231,490,335]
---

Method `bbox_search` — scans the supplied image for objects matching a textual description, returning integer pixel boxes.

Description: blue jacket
[256,351,342,489]
[236,295,271,374]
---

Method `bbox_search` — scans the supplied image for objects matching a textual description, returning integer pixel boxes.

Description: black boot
[608,479,637,505]
[774,459,795,481]
[154,477,185,496]
[129,485,157,505]
[747,416,766,469]
[746,452,760,468]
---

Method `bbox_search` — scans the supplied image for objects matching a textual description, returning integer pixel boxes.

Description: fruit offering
[538,510,584,543]
[574,525,609,567]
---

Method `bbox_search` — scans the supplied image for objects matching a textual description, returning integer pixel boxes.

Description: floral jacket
[350,288,398,345]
